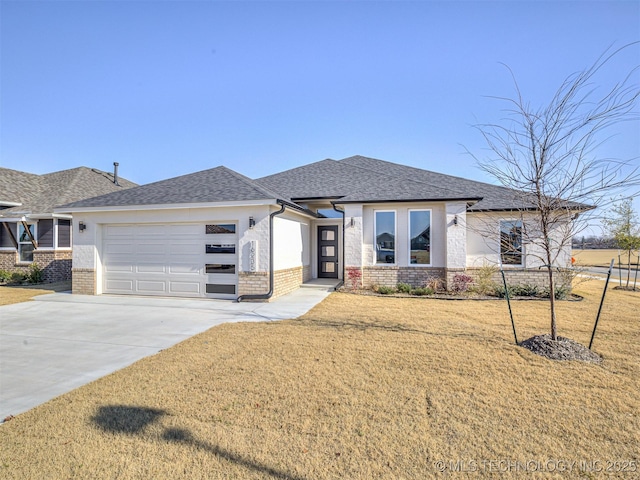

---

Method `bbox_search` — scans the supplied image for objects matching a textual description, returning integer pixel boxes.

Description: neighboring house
[0,165,137,283]
[56,155,584,300]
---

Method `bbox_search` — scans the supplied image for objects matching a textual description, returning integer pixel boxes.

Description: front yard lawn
[0,278,638,479]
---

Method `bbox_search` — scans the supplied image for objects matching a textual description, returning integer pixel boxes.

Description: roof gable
[0,166,137,216]
[58,166,291,210]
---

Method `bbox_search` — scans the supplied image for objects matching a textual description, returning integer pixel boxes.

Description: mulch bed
[519,334,602,364]
[338,288,583,301]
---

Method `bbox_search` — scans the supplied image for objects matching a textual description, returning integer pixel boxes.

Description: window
[206,224,236,234]
[206,244,236,254]
[206,284,236,294]
[500,220,523,265]
[409,210,431,265]
[18,223,35,262]
[206,264,236,274]
[375,211,396,264]
[38,219,54,248]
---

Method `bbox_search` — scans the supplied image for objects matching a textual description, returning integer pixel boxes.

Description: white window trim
[17,222,36,264]
[407,208,432,267]
[54,218,73,250]
[373,209,397,266]
[499,219,524,268]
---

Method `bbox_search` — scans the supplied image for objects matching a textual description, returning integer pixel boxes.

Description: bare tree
[470,44,640,341]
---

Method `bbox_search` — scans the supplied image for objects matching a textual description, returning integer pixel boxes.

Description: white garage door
[102,223,238,299]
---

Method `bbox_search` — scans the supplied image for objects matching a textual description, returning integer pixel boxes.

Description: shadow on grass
[91,405,306,480]
[297,317,484,339]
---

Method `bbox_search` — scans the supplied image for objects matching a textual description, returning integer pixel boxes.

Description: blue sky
[1,1,639,230]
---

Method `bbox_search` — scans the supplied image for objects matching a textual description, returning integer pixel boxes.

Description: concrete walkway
[0,285,334,420]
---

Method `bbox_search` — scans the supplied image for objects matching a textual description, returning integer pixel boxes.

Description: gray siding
[38,219,54,247]
[58,219,71,248]
[1,223,17,248]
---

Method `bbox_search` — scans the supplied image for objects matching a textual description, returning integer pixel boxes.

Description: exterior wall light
[249,216,255,228]
[453,215,458,226]
[79,221,87,232]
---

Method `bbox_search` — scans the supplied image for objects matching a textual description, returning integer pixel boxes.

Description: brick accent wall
[303,264,311,283]
[72,268,96,294]
[362,266,446,289]
[238,271,269,298]
[0,249,71,283]
[0,251,16,272]
[36,250,72,283]
[273,266,304,298]
[466,268,566,289]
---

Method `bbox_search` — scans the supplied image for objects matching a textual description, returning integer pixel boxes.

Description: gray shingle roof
[0,166,137,217]
[58,166,294,210]
[339,155,590,211]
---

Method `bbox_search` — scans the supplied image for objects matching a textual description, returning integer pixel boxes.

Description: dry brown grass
[1,279,638,479]
[0,281,71,306]
[573,249,638,267]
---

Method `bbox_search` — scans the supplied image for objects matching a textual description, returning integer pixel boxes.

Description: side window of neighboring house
[500,220,523,265]
[58,219,72,248]
[18,223,36,262]
[38,219,54,248]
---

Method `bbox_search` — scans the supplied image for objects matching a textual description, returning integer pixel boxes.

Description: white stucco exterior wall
[273,212,310,271]
[466,211,572,268]
[360,202,446,267]
[445,202,467,269]
[343,204,363,268]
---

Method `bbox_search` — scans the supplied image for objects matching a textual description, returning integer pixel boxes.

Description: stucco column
[445,202,467,287]
[343,204,363,287]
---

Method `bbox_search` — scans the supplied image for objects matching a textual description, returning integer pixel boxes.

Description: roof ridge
[339,156,470,197]
[219,166,292,201]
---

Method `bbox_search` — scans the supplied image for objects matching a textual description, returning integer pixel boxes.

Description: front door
[317,225,339,279]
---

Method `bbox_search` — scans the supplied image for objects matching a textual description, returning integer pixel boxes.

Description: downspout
[332,203,345,290]
[237,201,287,302]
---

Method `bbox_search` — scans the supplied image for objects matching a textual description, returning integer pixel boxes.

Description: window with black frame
[500,220,523,265]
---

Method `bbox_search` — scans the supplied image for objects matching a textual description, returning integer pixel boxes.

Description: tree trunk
[548,266,557,340]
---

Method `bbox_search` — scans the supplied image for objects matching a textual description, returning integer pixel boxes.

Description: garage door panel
[169,242,200,255]
[169,263,201,274]
[105,243,135,254]
[169,282,202,294]
[104,262,134,273]
[105,279,134,292]
[103,222,237,298]
[136,280,167,293]
[136,263,166,274]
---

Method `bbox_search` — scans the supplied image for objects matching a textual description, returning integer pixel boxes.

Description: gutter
[237,201,287,302]
[332,203,345,290]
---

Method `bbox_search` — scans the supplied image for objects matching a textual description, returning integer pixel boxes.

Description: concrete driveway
[0,284,333,420]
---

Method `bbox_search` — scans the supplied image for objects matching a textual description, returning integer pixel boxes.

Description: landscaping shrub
[373,285,396,295]
[27,263,44,284]
[470,263,499,295]
[424,276,445,293]
[346,267,362,291]
[450,273,473,293]
[411,287,434,296]
[10,272,27,284]
[396,282,412,294]
[0,269,13,283]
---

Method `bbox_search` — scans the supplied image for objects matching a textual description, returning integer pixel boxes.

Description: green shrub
[396,282,412,294]
[376,286,396,295]
[27,263,44,284]
[10,272,27,284]
[472,263,499,295]
[0,269,13,283]
[411,287,434,296]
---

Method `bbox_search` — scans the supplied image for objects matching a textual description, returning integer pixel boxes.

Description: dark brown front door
[318,225,338,279]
